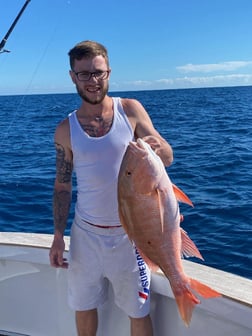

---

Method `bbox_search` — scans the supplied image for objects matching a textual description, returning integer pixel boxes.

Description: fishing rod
[0,0,31,54]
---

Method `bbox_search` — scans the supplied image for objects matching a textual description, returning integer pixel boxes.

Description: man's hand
[142,135,162,152]
[49,235,68,268]
[142,135,173,167]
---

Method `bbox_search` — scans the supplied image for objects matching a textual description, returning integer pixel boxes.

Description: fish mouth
[127,141,148,161]
[135,138,161,162]
[128,140,149,158]
[129,138,150,151]
[128,139,163,169]
[129,140,144,151]
[136,138,150,150]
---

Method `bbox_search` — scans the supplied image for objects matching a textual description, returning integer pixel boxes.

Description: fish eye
[126,171,131,176]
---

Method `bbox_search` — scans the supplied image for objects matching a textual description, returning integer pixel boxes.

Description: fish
[118,138,221,326]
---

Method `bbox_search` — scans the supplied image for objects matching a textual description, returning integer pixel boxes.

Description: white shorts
[68,218,151,318]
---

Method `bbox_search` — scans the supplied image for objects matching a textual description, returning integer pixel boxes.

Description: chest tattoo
[80,118,113,137]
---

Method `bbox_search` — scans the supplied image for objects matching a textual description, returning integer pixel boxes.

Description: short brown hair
[68,40,109,69]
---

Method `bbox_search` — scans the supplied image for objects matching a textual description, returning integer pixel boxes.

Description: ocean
[0,86,251,280]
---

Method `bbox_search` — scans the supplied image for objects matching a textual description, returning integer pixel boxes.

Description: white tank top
[68,97,134,226]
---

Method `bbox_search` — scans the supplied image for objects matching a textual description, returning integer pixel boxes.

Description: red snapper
[118,138,221,326]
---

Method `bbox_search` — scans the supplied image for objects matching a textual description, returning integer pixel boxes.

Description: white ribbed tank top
[68,97,134,226]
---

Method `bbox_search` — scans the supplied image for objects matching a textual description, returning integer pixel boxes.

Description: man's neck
[76,96,114,137]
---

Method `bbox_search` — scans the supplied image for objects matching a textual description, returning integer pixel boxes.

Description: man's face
[70,55,110,105]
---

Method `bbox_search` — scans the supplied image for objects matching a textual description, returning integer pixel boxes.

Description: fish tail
[189,278,221,299]
[174,287,200,327]
[173,278,221,326]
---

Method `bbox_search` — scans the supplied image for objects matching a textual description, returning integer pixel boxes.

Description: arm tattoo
[55,143,73,183]
[53,190,71,231]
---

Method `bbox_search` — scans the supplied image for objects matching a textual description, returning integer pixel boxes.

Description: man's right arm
[49,121,73,268]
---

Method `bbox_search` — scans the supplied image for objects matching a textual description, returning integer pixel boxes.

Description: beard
[75,81,109,105]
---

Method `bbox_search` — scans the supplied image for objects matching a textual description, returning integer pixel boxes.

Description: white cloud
[110,73,252,91]
[161,74,252,89]
[176,61,252,73]
[174,74,252,86]
[130,80,152,86]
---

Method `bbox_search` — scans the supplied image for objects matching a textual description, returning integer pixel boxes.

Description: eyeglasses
[73,70,110,81]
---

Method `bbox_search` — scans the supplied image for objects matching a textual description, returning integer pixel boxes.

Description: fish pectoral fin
[172,183,194,207]
[156,187,165,232]
[180,228,204,260]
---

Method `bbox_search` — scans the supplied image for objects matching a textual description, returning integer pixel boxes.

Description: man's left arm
[123,98,173,167]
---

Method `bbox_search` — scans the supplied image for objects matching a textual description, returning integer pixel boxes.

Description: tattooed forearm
[55,143,73,183]
[53,190,71,232]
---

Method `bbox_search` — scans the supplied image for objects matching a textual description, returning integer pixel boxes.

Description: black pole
[0,0,31,53]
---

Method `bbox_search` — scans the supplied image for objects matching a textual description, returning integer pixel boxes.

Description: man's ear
[69,70,76,84]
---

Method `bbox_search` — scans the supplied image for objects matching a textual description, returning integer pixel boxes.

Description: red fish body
[118,138,221,326]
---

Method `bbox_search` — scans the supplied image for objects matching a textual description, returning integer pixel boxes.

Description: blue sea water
[0,86,251,280]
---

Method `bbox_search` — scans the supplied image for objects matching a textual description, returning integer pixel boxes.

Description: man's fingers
[50,251,68,268]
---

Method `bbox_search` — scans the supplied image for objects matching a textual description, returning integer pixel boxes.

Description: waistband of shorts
[73,213,125,236]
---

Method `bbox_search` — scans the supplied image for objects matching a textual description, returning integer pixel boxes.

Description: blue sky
[1,0,252,95]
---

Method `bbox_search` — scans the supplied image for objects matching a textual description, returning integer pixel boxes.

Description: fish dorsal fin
[156,187,165,232]
[180,228,204,260]
[172,184,194,207]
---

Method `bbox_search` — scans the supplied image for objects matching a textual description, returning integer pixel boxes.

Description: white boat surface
[0,232,251,336]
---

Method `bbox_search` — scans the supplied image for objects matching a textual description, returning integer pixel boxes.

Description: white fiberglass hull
[0,232,251,336]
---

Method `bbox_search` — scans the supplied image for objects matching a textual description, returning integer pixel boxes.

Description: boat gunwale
[1,232,252,308]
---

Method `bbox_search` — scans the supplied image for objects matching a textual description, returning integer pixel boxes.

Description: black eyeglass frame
[73,70,111,81]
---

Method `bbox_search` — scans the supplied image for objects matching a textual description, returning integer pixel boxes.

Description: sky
[1,0,252,95]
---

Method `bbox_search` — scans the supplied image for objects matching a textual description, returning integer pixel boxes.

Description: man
[49,40,173,336]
